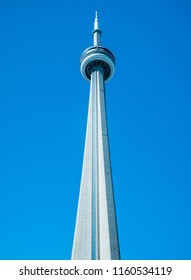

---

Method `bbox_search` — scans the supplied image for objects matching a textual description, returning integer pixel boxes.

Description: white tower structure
[72,12,120,260]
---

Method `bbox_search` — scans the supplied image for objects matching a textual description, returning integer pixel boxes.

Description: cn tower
[72,12,120,260]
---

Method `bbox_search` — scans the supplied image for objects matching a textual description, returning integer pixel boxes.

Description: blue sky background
[0,0,191,260]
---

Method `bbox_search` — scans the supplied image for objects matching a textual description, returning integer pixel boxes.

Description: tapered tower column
[72,12,120,260]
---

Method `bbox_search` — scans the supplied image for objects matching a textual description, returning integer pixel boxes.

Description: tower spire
[94,10,99,30]
[93,10,101,46]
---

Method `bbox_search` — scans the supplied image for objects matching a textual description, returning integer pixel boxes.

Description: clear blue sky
[0,0,191,260]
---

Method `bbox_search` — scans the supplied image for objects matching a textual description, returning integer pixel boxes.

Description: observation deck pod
[80,46,115,82]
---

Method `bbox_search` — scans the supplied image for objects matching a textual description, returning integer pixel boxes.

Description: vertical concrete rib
[91,70,98,259]
[71,80,93,260]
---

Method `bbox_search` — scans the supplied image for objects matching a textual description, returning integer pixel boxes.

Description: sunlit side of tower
[72,12,120,260]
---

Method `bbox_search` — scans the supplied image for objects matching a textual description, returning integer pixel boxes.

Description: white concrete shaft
[72,68,120,260]
[93,31,101,46]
